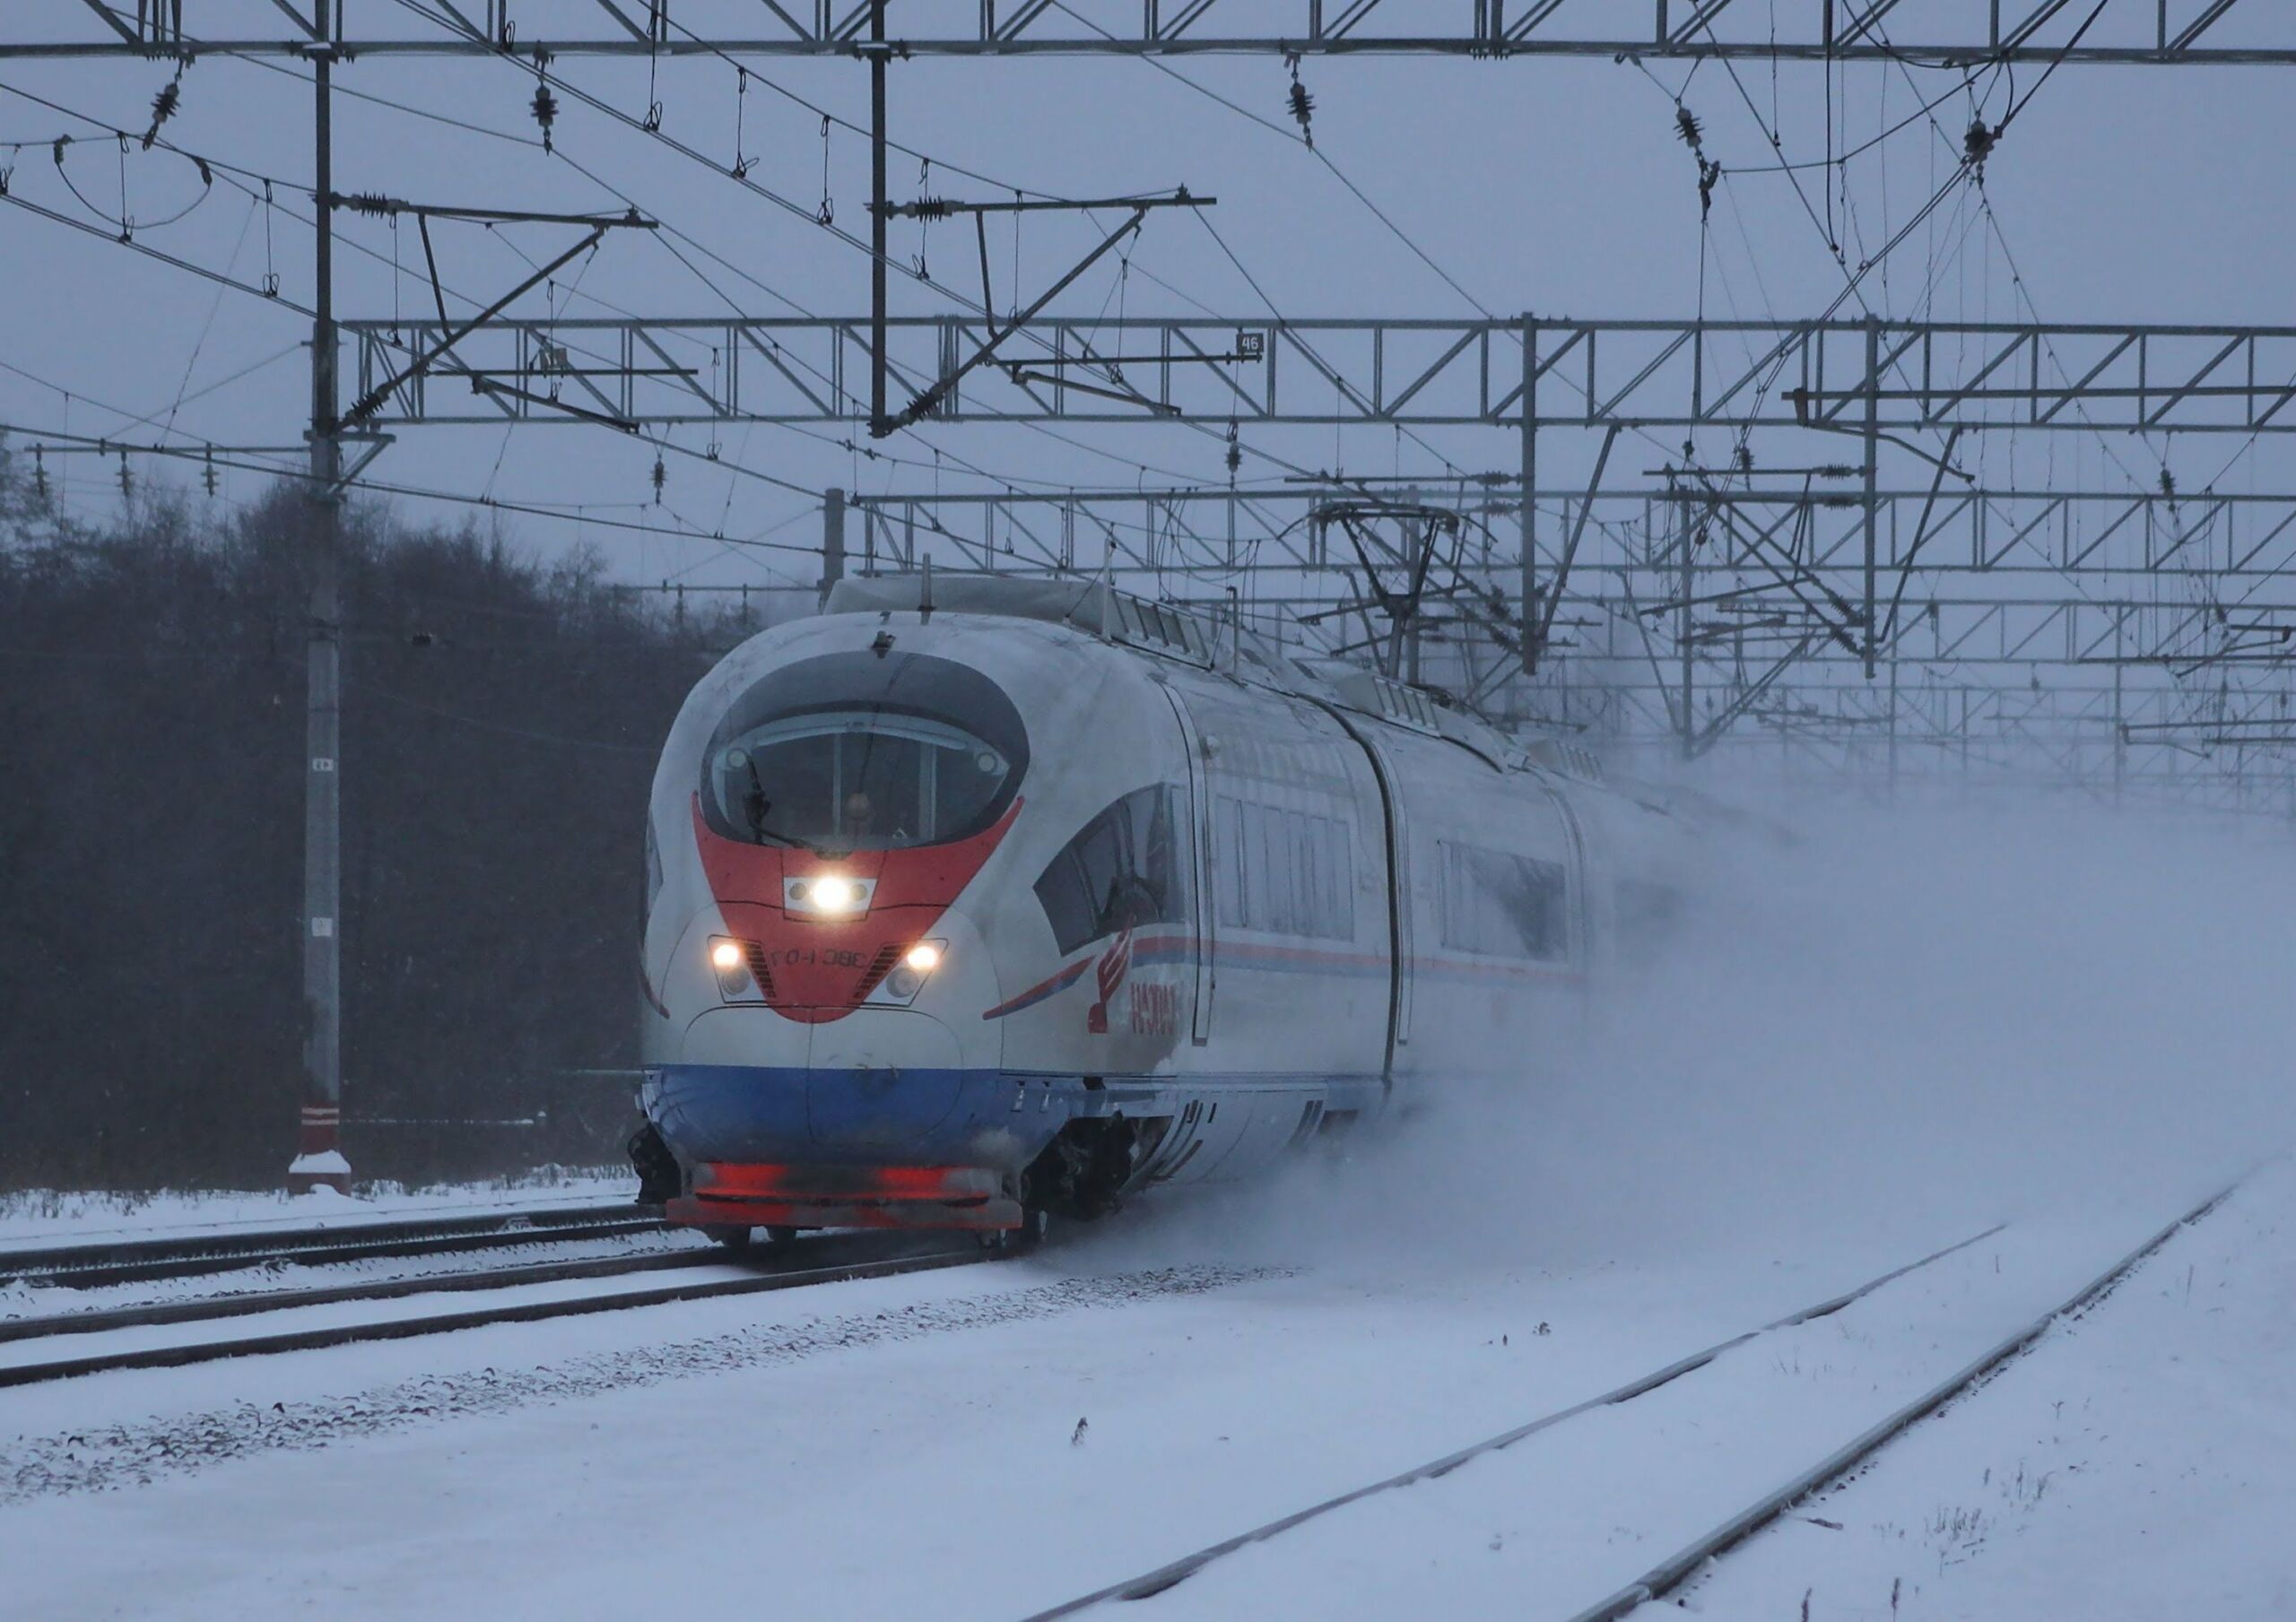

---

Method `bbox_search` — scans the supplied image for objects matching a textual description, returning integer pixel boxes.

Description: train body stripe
[981,929,1582,1019]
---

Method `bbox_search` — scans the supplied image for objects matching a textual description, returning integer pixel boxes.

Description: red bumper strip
[693,1163,1003,1201]
[668,1193,1022,1233]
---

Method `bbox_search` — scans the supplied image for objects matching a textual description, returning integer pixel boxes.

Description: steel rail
[1018,1220,2010,1620]
[0,1201,665,1290]
[1561,1175,2242,1622]
[0,1236,986,1389]
[0,1244,722,1347]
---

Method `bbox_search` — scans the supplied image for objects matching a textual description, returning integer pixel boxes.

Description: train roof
[823,571,1609,789]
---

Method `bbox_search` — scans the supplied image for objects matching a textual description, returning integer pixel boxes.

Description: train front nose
[653,1006,964,1156]
[650,1005,1022,1230]
[798,1006,967,1150]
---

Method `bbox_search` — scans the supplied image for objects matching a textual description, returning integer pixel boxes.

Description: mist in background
[1119,791,2296,1269]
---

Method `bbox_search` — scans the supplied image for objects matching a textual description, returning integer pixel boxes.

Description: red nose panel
[691,795,1018,1023]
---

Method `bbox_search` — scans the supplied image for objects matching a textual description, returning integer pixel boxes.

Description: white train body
[633,575,1686,1232]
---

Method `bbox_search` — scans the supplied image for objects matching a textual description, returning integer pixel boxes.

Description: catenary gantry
[13,2,2294,64]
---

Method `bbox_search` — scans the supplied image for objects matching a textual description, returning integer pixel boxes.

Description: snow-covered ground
[4,811,2290,1618]
[1,1163,2280,1621]
[1643,1161,2296,1621]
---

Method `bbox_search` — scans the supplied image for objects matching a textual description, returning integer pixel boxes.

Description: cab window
[1034,785,1188,956]
[699,650,1028,853]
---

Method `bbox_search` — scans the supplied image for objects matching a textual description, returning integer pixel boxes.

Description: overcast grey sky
[4,4,2293,595]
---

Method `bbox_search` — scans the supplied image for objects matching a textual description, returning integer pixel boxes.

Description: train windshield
[700,650,1028,853]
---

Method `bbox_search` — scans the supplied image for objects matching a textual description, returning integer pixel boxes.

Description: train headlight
[885,940,945,1002]
[784,873,875,917]
[709,936,755,1001]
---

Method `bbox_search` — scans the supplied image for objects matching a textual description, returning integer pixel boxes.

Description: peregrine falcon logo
[1085,926,1134,1034]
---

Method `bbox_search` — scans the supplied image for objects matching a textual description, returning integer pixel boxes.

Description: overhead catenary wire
[35,29,1315,523]
[362,3,1264,521]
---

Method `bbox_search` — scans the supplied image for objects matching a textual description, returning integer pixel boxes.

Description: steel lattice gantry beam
[836,477,2296,780]
[848,484,2296,582]
[11,1,2293,62]
[343,316,2296,436]
[842,484,2296,660]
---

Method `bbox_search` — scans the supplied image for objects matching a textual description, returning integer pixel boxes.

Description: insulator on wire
[1225,421,1241,481]
[650,454,666,504]
[143,73,182,151]
[817,115,835,225]
[203,447,219,496]
[909,197,953,220]
[1284,54,1316,148]
[343,191,399,218]
[531,79,560,152]
[31,446,48,504]
[117,449,134,499]
[1963,118,1999,171]
[1674,104,1704,152]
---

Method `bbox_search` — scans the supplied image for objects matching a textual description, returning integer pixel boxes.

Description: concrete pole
[291,42,349,1194]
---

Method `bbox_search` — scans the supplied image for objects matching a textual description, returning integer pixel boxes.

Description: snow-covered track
[0,1234,986,1389]
[1021,1222,2018,1620]
[1023,1180,2245,1621]
[1557,1177,2242,1622]
[0,1245,721,1349]
[0,1201,665,1290]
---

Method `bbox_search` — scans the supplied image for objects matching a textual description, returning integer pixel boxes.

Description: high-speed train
[629,573,1688,1242]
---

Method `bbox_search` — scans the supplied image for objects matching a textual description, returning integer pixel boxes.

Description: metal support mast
[1862,316,1882,680]
[1518,314,1536,673]
[867,0,890,438]
[291,32,348,1194]
[822,486,847,607]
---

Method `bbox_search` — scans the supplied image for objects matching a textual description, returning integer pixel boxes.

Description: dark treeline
[0,444,783,1193]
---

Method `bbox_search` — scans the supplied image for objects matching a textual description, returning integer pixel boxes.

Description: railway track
[1021,1179,2239,1621]
[0,1200,668,1291]
[0,1229,989,1390]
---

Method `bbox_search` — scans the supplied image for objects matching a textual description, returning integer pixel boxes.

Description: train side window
[1257,804,1293,934]
[1213,797,1247,930]
[1318,816,1355,940]
[1034,785,1190,957]
[1292,812,1318,938]
[1210,799,1353,941]
[1439,842,1568,960]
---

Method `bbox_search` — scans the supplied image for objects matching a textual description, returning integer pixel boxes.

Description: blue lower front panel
[646,1063,1074,1172]
[643,1063,1394,1177]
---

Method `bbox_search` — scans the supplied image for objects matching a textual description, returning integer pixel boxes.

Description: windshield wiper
[741,763,831,858]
